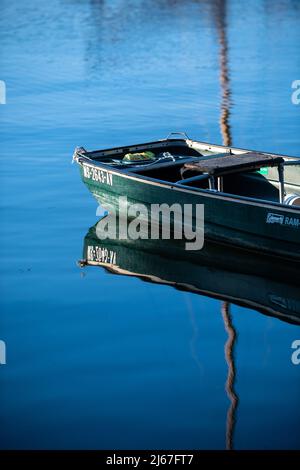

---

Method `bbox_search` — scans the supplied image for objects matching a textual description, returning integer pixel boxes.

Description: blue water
[0,0,300,450]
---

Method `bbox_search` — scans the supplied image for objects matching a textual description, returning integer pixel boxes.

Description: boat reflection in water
[80,217,300,325]
[79,217,300,449]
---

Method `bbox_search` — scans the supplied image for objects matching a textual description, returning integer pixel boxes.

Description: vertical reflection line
[213,0,238,450]
[214,0,232,147]
[221,302,238,450]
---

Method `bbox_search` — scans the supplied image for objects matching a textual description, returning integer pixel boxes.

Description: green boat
[73,133,300,259]
[80,219,300,325]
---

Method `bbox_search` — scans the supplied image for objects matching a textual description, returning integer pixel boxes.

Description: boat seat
[180,152,284,178]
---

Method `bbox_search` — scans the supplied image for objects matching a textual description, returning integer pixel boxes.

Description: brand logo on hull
[266,212,299,228]
[266,213,284,225]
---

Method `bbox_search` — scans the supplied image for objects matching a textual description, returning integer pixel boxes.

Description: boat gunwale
[77,137,300,161]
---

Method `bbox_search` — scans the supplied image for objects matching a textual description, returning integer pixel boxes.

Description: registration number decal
[87,246,116,264]
[83,164,113,186]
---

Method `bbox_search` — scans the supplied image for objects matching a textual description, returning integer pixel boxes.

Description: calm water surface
[0,0,299,449]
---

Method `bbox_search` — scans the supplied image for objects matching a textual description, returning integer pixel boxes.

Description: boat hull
[79,163,300,260]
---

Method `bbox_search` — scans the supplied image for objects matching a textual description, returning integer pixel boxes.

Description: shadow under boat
[80,217,300,325]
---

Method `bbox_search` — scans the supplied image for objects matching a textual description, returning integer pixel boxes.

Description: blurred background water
[0,0,299,450]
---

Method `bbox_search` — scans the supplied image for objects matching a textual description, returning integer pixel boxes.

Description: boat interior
[77,137,300,205]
